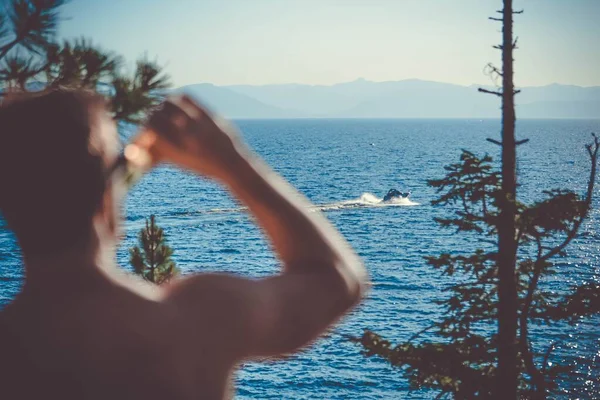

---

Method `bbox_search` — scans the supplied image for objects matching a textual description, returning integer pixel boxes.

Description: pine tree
[355,1,600,398]
[0,0,170,123]
[130,215,179,285]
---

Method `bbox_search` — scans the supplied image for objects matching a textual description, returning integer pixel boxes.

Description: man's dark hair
[0,89,109,255]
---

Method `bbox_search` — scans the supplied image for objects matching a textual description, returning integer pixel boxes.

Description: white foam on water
[312,192,419,212]
[156,193,420,219]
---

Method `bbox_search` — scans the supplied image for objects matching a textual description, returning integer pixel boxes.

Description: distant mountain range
[176,79,600,119]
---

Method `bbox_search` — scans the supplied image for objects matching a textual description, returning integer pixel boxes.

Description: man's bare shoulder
[165,272,257,316]
[164,273,261,359]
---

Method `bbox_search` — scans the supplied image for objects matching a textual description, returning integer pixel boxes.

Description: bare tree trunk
[496,0,518,398]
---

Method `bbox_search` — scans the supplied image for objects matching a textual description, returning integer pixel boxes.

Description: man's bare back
[0,92,367,399]
[2,273,246,399]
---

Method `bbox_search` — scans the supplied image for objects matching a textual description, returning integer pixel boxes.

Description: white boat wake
[160,193,419,221]
[312,192,419,212]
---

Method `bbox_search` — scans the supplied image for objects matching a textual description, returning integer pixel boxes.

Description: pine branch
[538,134,598,262]
[0,11,10,42]
[10,0,67,54]
[516,135,599,396]
[0,38,19,60]
[406,324,437,344]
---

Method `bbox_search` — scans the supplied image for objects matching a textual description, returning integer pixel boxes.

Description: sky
[56,0,600,88]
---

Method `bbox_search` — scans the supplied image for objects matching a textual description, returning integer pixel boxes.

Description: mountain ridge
[176,79,600,119]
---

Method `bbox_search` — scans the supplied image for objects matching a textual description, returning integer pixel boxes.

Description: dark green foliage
[2,0,65,57]
[1,0,66,87]
[429,150,501,235]
[0,0,170,122]
[355,137,600,398]
[130,215,179,285]
[111,57,170,123]
[540,282,600,323]
[44,37,121,89]
[0,50,40,89]
[357,330,498,399]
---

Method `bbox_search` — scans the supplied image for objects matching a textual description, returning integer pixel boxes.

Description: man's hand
[141,95,247,182]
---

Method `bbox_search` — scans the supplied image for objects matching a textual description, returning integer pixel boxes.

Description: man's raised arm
[142,96,368,357]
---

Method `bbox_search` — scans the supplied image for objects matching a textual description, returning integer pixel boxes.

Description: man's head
[0,88,120,256]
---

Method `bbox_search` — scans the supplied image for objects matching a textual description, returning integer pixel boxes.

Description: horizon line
[176,78,600,90]
[227,116,600,121]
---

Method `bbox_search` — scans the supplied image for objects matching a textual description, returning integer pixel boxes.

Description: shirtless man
[0,89,367,399]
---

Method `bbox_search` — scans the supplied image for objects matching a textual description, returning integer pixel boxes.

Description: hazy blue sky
[57,0,600,88]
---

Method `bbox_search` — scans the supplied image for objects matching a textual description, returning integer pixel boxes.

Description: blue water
[1,119,599,399]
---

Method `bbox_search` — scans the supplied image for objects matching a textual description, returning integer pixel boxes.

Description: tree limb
[541,341,560,375]
[486,63,503,77]
[539,134,599,262]
[478,88,502,97]
[519,236,546,397]
[407,324,437,344]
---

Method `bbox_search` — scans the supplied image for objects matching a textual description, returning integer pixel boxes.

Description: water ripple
[2,119,599,399]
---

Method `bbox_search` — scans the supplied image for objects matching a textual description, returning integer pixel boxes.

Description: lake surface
[1,119,599,399]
